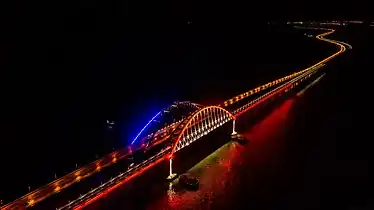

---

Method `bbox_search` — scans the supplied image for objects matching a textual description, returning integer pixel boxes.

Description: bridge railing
[57,147,170,210]
[233,63,323,117]
[220,26,350,110]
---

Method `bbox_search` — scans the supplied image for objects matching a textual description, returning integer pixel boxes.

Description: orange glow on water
[153,98,296,210]
[243,98,295,142]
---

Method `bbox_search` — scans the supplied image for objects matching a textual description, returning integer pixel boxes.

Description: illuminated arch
[131,101,202,145]
[131,110,163,144]
[169,105,235,156]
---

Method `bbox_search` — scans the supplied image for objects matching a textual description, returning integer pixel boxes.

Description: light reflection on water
[85,98,295,210]
[162,142,244,210]
[147,99,295,210]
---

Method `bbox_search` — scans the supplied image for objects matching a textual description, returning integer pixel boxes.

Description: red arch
[169,105,235,157]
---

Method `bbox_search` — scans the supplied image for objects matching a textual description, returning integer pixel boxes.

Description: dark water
[0,9,340,204]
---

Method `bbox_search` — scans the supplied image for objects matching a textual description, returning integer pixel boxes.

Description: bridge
[0,26,351,210]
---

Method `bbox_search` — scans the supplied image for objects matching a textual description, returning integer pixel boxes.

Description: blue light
[131,110,162,145]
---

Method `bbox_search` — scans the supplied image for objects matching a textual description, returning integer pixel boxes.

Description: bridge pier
[232,120,237,135]
[166,158,177,180]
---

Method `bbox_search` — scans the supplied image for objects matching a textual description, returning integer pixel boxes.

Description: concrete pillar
[232,120,237,135]
[167,158,177,180]
[169,158,173,177]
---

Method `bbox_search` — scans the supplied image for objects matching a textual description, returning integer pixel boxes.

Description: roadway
[0,106,220,210]
[0,122,179,210]
[220,27,349,108]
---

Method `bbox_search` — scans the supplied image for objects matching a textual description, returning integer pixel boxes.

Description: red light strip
[170,106,235,156]
[73,155,167,210]
[235,82,293,117]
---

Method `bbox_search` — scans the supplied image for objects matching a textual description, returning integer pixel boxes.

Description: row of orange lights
[222,27,344,108]
[25,152,118,207]
[234,69,317,117]
[222,64,323,107]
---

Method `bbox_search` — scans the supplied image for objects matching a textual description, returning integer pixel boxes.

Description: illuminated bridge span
[0,101,203,210]
[131,101,203,148]
[170,106,236,154]
[1,27,351,210]
[220,27,348,109]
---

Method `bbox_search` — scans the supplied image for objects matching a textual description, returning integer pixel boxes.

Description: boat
[179,174,199,190]
[231,133,248,145]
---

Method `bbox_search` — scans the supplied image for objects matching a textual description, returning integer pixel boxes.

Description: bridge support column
[232,120,237,135]
[169,158,172,176]
[166,158,177,180]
